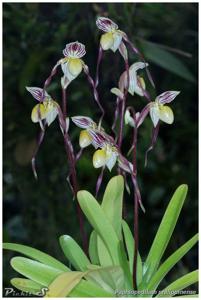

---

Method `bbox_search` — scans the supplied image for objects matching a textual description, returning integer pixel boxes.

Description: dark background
[3,2,198,294]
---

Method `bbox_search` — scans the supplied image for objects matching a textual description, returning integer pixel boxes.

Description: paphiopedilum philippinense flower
[72,115,119,171]
[71,116,98,148]
[60,42,86,84]
[149,91,180,127]
[26,87,59,126]
[119,61,148,96]
[96,17,125,52]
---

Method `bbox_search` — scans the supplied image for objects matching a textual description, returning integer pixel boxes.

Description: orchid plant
[3,16,198,297]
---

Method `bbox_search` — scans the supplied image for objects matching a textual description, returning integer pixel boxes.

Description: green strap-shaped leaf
[10,263,113,297]
[59,235,90,271]
[89,230,100,265]
[69,278,114,297]
[101,175,124,239]
[144,185,188,282]
[117,241,133,289]
[97,235,114,267]
[10,256,63,286]
[139,40,196,83]
[156,270,198,297]
[122,220,143,286]
[77,190,121,266]
[45,271,85,297]
[3,243,69,272]
[144,233,198,291]
[11,278,45,296]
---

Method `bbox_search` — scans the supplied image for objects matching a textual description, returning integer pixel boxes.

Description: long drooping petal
[136,104,151,127]
[145,123,160,167]
[95,166,105,197]
[31,125,46,179]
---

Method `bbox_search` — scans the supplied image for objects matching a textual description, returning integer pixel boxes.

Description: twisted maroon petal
[88,129,108,148]
[145,123,160,167]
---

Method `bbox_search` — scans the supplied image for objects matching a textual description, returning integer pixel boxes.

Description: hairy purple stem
[61,88,88,255]
[132,119,139,290]
[95,166,105,198]
[118,59,130,149]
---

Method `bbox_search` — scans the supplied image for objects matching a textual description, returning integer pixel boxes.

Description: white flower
[26,87,59,126]
[119,62,148,96]
[96,17,124,52]
[61,42,86,83]
[149,91,180,127]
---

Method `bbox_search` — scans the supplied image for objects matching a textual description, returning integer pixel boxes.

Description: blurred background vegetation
[3,2,198,295]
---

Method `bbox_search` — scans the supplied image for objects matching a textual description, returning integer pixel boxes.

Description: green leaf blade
[59,235,90,271]
[11,278,45,296]
[10,256,63,286]
[77,190,120,266]
[140,40,196,83]
[88,230,100,265]
[156,270,198,297]
[102,175,124,239]
[145,233,198,291]
[3,243,69,272]
[144,184,188,282]
[122,220,143,286]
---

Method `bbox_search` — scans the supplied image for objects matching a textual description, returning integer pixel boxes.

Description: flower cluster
[26,87,59,128]
[26,15,180,207]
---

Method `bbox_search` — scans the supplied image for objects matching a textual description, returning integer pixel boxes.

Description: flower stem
[61,87,88,255]
[133,191,139,290]
[132,112,139,290]
[117,58,129,150]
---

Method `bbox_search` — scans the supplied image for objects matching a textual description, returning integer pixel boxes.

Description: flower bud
[124,109,135,127]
